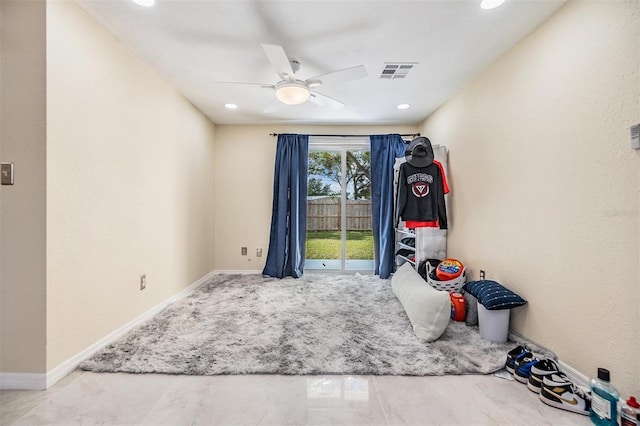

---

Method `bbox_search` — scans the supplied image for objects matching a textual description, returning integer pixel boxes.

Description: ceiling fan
[221,43,367,110]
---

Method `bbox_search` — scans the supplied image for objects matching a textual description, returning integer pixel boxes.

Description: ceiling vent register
[380,63,417,79]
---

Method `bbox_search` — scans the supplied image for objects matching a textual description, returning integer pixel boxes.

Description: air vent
[379,63,417,79]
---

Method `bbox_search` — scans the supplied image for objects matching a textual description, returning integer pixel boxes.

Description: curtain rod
[269,133,420,138]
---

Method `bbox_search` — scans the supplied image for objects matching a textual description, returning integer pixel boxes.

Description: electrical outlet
[479,270,486,280]
[140,274,146,290]
[256,248,262,257]
[241,247,247,255]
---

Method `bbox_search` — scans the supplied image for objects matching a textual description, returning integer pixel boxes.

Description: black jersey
[395,162,448,229]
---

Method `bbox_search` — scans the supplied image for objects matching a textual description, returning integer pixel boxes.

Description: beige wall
[419,0,639,396]
[0,0,48,374]
[213,125,418,272]
[0,0,216,376]
[44,0,216,369]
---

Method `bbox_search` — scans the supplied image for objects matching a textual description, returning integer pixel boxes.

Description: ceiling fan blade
[306,65,367,87]
[261,43,294,80]
[309,91,345,109]
[211,81,273,89]
[263,99,281,114]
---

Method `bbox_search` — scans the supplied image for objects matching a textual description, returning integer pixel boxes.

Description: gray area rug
[80,273,534,376]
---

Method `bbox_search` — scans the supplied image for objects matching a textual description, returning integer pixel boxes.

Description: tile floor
[2,370,591,425]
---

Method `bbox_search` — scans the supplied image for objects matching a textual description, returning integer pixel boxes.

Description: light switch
[1,163,14,185]
[631,124,639,149]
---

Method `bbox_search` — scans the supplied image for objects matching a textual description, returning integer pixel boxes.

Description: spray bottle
[621,396,639,426]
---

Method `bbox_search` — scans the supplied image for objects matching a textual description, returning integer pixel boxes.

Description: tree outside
[307,177,337,196]
[307,151,371,199]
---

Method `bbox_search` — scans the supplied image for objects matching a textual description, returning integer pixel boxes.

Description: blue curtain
[262,134,309,278]
[370,134,406,279]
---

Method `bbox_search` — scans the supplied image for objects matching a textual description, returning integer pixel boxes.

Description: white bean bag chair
[391,262,451,342]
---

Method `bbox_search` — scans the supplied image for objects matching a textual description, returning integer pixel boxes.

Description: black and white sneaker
[513,352,539,384]
[505,345,528,374]
[528,358,560,393]
[539,372,591,416]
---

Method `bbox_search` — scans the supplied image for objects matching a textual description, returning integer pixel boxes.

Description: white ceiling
[74,0,566,126]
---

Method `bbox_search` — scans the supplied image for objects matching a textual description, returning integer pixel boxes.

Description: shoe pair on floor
[505,345,591,416]
[505,345,539,384]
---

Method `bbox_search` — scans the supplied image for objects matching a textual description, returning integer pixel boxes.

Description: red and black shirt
[396,160,449,229]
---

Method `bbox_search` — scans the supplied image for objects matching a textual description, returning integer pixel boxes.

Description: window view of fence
[307,198,371,231]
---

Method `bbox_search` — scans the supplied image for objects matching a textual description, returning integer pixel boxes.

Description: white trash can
[477,301,510,343]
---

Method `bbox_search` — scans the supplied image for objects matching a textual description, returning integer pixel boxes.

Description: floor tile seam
[136,382,183,425]
[370,375,392,426]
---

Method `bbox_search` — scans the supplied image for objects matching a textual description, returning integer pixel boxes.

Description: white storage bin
[425,263,466,293]
[477,302,510,343]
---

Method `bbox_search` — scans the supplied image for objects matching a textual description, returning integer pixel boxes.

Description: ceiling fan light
[275,81,311,105]
[480,0,506,9]
[131,0,155,7]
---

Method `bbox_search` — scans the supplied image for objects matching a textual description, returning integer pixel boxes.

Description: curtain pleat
[262,134,309,278]
[370,134,406,279]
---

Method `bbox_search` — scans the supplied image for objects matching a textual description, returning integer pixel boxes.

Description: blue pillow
[463,280,527,310]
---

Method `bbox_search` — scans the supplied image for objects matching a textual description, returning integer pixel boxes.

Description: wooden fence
[307,197,372,231]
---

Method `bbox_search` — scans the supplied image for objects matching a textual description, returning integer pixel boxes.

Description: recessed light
[132,0,155,6]
[480,0,506,9]
[397,104,410,110]
[225,103,238,110]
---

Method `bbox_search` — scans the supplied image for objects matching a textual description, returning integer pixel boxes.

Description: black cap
[405,136,434,168]
[597,368,610,382]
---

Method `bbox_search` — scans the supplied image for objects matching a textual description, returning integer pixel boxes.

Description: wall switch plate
[241,247,247,255]
[256,248,262,257]
[140,274,146,290]
[631,124,639,149]
[1,163,14,185]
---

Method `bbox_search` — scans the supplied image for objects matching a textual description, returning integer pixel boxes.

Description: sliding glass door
[305,138,374,272]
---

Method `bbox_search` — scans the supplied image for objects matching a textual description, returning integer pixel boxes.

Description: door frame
[306,137,373,273]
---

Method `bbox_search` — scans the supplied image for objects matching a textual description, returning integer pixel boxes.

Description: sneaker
[528,358,560,393]
[505,345,528,374]
[539,372,591,415]
[513,352,539,383]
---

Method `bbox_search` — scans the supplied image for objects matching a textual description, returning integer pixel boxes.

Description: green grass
[306,230,374,260]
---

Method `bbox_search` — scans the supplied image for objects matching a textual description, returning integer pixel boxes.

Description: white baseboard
[214,269,262,274]
[0,373,47,390]
[508,329,590,388]
[558,359,590,388]
[0,270,218,391]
